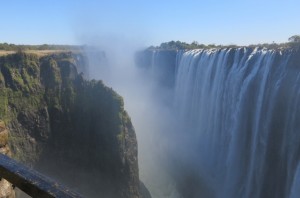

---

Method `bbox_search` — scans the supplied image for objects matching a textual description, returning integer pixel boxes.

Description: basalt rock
[0,52,150,198]
[0,121,15,198]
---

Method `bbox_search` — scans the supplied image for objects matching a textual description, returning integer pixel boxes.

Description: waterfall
[173,47,300,198]
[151,50,157,76]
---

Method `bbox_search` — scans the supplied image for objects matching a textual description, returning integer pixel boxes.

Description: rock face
[0,52,148,197]
[135,49,177,88]
[0,121,15,198]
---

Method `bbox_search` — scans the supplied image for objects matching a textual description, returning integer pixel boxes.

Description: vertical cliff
[0,121,15,198]
[135,49,177,88]
[0,52,148,197]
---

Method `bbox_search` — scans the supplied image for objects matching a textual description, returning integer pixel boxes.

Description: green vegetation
[0,50,140,197]
[150,35,300,50]
[0,90,8,119]
[287,35,300,48]
[0,53,44,121]
[149,41,212,50]
[288,35,300,43]
[0,51,130,168]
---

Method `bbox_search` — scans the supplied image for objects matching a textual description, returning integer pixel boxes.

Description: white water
[171,48,300,198]
[86,46,300,198]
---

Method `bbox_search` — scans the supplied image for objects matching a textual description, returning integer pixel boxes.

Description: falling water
[172,47,300,198]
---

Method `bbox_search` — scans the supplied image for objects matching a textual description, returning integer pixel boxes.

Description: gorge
[1,1,299,198]
[0,44,299,198]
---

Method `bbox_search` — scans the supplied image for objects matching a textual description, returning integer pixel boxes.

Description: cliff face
[0,121,15,198]
[0,52,147,197]
[135,49,177,88]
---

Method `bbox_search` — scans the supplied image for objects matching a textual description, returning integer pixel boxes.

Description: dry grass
[0,50,80,57]
[0,51,16,56]
[24,50,71,57]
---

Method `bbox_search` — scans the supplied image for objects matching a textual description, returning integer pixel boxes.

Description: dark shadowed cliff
[0,52,150,198]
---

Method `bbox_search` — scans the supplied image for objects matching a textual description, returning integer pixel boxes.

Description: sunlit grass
[0,50,82,57]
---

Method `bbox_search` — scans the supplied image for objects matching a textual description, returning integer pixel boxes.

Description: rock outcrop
[0,52,149,197]
[0,121,15,198]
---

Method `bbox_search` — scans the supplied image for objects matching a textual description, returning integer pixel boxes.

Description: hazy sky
[1,0,300,46]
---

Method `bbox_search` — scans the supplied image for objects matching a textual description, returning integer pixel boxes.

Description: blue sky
[1,0,300,46]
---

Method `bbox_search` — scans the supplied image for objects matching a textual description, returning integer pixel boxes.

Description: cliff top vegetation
[148,35,300,50]
[0,43,81,51]
[0,43,85,57]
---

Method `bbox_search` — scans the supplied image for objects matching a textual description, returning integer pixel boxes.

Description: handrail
[0,153,83,198]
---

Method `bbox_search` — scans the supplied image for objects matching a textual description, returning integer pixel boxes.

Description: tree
[288,35,300,43]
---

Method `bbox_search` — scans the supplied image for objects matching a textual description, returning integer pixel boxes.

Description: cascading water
[171,47,300,198]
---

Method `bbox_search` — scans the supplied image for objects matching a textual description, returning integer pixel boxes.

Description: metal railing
[0,153,82,198]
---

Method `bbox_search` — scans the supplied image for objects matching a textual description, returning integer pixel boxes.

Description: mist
[79,35,184,197]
